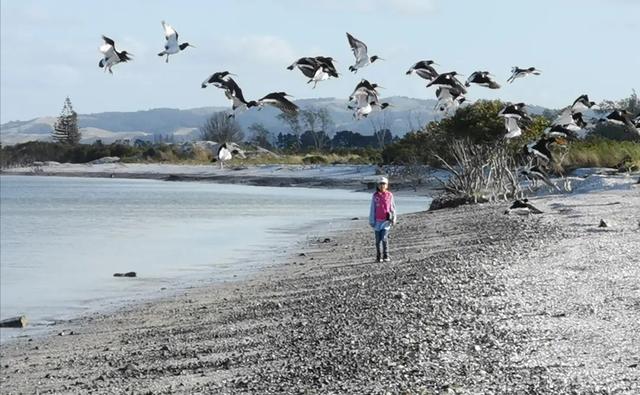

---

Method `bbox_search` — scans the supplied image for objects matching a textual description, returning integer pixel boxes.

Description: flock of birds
[98,23,640,171]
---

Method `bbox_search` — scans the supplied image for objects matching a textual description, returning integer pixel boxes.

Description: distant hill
[0,96,549,145]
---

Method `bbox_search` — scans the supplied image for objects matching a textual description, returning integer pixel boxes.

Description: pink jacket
[369,191,396,228]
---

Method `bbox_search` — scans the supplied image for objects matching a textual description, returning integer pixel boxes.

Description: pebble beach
[1,185,639,394]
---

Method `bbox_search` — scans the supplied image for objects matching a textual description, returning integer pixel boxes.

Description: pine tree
[52,97,81,145]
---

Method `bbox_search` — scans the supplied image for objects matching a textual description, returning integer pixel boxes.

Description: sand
[0,185,639,394]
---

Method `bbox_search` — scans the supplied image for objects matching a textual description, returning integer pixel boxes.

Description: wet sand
[1,187,639,394]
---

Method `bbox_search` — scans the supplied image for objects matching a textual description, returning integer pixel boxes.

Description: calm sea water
[0,175,428,338]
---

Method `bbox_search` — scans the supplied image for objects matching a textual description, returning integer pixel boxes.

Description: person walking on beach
[369,176,396,263]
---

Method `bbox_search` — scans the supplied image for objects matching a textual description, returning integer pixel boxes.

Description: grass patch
[564,139,640,170]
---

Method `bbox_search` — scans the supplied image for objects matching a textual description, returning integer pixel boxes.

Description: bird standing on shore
[406,60,439,81]
[504,198,543,215]
[98,36,132,74]
[507,66,541,83]
[216,143,232,169]
[157,21,194,63]
[347,33,382,73]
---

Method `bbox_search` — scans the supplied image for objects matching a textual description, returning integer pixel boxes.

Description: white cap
[378,176,388,184]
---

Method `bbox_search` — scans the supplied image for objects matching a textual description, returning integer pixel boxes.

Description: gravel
[1,187,638,394]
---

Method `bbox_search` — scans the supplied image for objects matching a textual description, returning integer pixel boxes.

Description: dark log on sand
[113,272,137,278]
[0,316,27,328]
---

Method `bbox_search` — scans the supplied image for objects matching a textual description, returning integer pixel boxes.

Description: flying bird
[349,79,381,104]
[498,103,531,121]
[157,21,194,63]
[98,35,132,74]
[353,100,390,120]
[287,56,338,88]
[520,166,559,191]
[254,92,298,115]
[435,87,465,113]
[346,33,382,73]
[507,66,541,83]
[571,94,597,113]
[600,109,639,135]
[504,117,522,139]
[426,72,468,94]
[406,60,438,81]
[545,124,580,141]
[499,103,531,138]
[525,137,555,163]
[220,78,256,117]
[465,71,501,89]
[201,71,235,89]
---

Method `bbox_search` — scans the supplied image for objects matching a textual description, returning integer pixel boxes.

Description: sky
[1,0,639,123]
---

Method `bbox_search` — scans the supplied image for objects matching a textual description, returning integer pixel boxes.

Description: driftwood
[113,272,137,278]
[0,316,27,328]
[434,139,523,203]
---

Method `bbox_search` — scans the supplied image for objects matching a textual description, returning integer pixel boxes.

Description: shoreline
[0,162,446,196]
[0,185,638,393]
[2,176,423,343]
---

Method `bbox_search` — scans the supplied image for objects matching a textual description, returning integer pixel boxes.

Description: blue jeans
[375,228,389,259]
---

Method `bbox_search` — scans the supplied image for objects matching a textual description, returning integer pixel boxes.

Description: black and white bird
[504,117,522,138]
[216,143,232,169]
[157,21,194,63]
[525,137,556,163]
[520,166,558,190]
[406,60,438,81]
[571,94,597,113]
[498,103,531,121]
[545,124,580,141]
[499,103,531,139]
[253,92,298,115]
[426,72,468,94]
[504,198,543,215]
[220,78,255,117]
[465,71,501,89]
[353,100,390,120]
[201,71,235,89]
[547,108,585,137]
[347,79,387,119]
[600,109,639,134]
[435,87,465,113]
[507,66,541,83]
[346,33,382,73]
[287,56,338,89]
[98,35,132,74]
[348,79,381,105]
